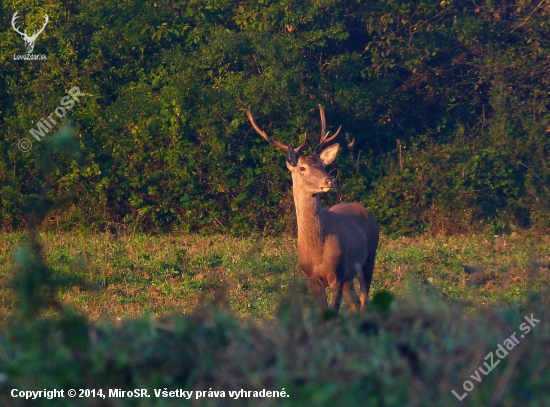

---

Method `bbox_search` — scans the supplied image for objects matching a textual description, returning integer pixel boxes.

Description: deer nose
[325,178,333,187]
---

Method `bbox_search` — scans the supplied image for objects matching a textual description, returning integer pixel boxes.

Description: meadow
[1,231,549,320]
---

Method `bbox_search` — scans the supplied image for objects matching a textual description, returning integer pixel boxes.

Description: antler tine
[11,12,25,36]
[247,106,308,153]
[295,131,307,153]
[320,125,342,146]
[29,13,48,39]
[247,106,288,152]
[319,104,326,143]
[315,104,342,152]
[37,14,49,36]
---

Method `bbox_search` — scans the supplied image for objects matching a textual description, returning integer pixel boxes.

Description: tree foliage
[1,0,549,235]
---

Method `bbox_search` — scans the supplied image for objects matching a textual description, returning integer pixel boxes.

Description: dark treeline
[1,0,549,236]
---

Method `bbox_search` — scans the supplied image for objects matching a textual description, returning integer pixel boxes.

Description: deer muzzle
[320,177,335,192]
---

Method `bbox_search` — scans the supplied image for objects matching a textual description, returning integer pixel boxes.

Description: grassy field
[1,231,550,406]
[1,231,549,320]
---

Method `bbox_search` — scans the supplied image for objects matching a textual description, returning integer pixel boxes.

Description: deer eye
[299,166,306,172]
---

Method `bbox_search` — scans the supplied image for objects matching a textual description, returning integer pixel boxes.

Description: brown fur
[289,148,379,313]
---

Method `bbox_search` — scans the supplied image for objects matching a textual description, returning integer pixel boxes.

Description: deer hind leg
[359,257,375,312]
[329,280,344,312]
[343,281,360,313]
[309,279,328,311]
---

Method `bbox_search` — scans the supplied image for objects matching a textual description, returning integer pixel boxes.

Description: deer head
[12,11,49,54]
[247,105,342,196]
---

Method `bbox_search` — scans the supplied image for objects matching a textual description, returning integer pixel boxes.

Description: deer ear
[286,145,297,167]
[319,143,339,165]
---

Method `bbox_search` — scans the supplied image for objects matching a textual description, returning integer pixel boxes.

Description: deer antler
[315,104,342,153]
[11,12,49,40]
[11,12,25,37]
[29,14,49,41]
[247,106,307,153]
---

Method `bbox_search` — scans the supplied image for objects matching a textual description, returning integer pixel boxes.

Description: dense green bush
[1,0,549,235]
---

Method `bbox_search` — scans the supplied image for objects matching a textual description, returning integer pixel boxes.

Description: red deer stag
[247,105,379,313]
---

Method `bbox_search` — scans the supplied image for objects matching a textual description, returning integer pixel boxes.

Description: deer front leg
[309,279,328,311]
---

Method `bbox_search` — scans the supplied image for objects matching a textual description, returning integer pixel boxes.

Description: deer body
[248,105,379,313]
[291,152,379,312]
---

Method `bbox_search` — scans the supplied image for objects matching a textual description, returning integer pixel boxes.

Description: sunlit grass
[1,231,549,321]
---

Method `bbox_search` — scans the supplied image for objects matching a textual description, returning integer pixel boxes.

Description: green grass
[1,231,549,320]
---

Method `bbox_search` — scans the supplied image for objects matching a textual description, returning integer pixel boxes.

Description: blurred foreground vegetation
[0,230,549,406]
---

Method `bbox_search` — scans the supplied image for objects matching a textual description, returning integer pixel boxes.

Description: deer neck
[293,191,326,253]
